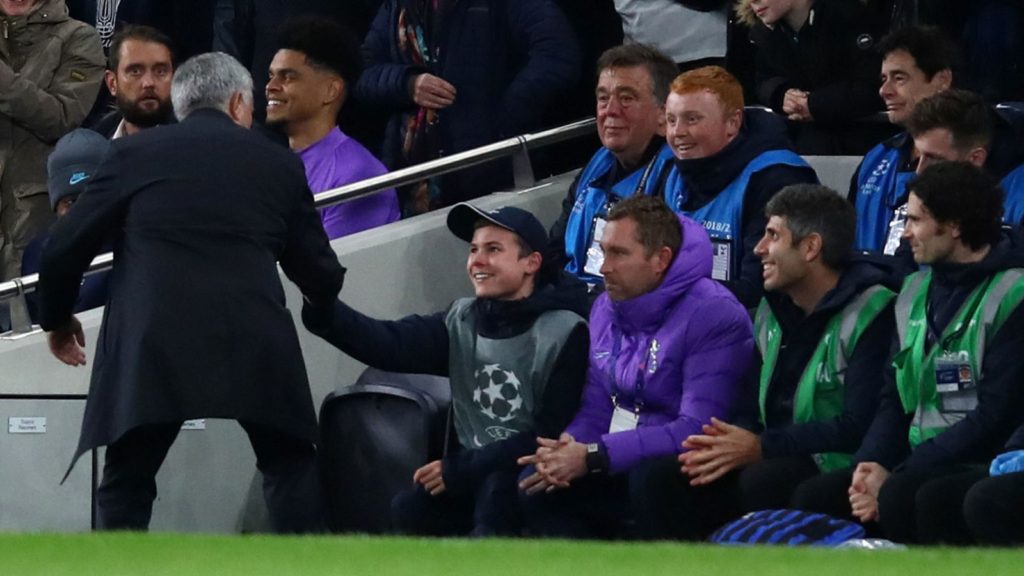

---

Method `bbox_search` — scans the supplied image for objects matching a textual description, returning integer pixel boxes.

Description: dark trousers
[964,471,1024,546]
[519,456,742,541]
[876,465,987,545]
[736,456,821,512]
[790,467,860,522]
[391,468,520,537]
[792,465,980,543]
[96,421,326,533]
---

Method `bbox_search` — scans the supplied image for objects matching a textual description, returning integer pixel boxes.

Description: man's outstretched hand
[47,316,86,366]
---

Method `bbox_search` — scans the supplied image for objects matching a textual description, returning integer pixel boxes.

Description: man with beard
[92,25,176,139]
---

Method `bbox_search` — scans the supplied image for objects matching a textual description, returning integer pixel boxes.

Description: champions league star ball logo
[472,364,523,423]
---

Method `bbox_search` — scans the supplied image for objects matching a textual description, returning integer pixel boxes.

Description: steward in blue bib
[851,132,916,253]
[662,109,817,308]
[1001,164,1024,228]
[551,140,675,287]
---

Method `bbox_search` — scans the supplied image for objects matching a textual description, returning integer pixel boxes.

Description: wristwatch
[585,442,608,474]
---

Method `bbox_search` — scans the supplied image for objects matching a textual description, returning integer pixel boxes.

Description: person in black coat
[737,0,887,154]
[37,53,347,533]
[355,0,581,212]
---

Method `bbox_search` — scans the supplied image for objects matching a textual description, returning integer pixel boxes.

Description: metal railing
[0,118,597,334]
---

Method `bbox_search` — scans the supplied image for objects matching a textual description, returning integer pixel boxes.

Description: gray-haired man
[37,52,346,532]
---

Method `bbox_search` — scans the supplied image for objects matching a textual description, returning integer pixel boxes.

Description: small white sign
[9,417,46,434]
[181,419,207,431]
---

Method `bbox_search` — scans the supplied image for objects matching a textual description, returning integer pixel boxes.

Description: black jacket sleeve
[498,0,581,138]
[441,323,589,495]
[278,177,347,309]
[854,333,912,469]
[546,171,583,271]
[730,164,819,308]
[38,147,125,331]
[302,299,450,377]
[761,306,894,458]
[804,6,883,124]
[899,304,1024,472]
[354,3,426,112]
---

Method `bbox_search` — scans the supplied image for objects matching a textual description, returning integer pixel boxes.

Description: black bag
[318,368,452,533]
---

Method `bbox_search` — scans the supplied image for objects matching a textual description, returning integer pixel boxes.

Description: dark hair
[276,15,363,86]
[906,89,993,152]
[596,44,678,105]
[765,185,855,269]
[877,26,961,81]
[108,25,176,72]
[607,195,682,258]
[907,162,1003,251]
[472,219,533,259]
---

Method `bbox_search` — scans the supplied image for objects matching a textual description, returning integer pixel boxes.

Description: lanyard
[924,276,992,350]
[605,328,649,414]
[602,152,662,215]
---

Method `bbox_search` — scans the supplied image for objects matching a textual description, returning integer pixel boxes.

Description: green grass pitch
[2,534,1023,576]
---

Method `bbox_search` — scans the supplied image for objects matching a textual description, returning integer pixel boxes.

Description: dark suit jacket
[38,109,346,466]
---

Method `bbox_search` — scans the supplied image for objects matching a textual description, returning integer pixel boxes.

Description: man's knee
[791,468,854,517]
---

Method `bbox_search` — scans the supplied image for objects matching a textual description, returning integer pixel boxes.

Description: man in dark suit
[37,52,347,532]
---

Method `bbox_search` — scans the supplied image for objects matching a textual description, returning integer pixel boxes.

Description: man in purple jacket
[266,16,399,239]
[518,195,754,539]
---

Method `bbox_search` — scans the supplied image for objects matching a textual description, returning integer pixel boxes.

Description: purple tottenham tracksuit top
[566,215,755,473]
[299,127,400,239]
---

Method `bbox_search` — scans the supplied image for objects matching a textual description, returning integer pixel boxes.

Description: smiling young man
[677,184,896,516]
[517,195,753,540]
[266,16,399,240]
[92,25,176,138]
[303,203,589,536]
[661,65,817,308]
[548,43,679,295]
[799,162,1024,545]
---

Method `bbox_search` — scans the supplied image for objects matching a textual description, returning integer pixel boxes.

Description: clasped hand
[679,417,761,486]
[517,432,587,495]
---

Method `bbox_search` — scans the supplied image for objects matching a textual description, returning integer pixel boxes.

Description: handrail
[0,118,597,304]
[314,117,596,208]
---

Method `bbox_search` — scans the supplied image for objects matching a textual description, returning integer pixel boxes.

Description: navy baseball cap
[446,203,548,255]
[47,129,110,211]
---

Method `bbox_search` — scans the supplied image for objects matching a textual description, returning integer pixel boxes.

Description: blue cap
[47,129,110,211]
[446,203,548,255]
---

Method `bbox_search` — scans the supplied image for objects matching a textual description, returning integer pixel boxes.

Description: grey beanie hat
[47,129,110,211]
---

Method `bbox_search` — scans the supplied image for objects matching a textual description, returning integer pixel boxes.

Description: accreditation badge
[711,239,731,282]
[935,351,978,412]
[883,204,908,256]
[609,405,639,433]
[583,217,608,277]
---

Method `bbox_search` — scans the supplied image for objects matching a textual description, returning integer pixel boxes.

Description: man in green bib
[679,184,897,513]
[799,162,1024,544]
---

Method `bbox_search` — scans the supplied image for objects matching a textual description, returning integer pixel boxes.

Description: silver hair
[171,52,253,120]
